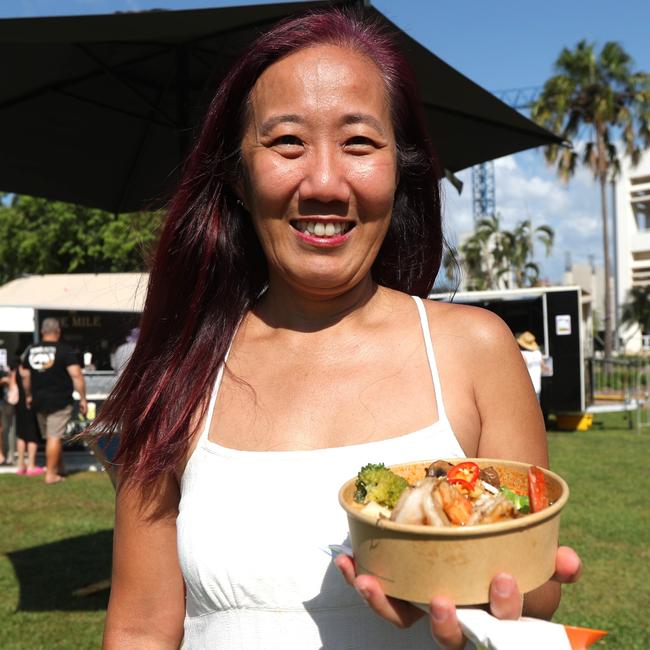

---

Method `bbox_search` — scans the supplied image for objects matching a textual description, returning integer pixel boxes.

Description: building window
[633,200,650,231]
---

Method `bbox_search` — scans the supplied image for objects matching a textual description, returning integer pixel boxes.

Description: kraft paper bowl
[338,458,569,605]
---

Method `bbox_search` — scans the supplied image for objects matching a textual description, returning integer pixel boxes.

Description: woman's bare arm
[336,300,581,649]
[103,472,185,649]
[467,308,560,619]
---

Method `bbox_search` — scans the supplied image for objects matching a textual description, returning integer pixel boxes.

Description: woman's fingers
[334,555,356,585]
[553,546,582,584]
[429,573,521,649]
[488,573,523,620]
[429,597,466,650]
[353,574,425,629]
[334,556,423,629]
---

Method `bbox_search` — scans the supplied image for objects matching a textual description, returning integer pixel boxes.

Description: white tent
[0,273,147,331]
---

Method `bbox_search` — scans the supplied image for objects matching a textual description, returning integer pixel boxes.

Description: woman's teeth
[294,221,350,237]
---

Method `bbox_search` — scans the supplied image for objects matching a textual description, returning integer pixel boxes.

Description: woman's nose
[299,146,350,205]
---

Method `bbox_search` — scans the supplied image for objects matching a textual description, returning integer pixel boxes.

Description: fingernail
[430,601,448,623]
[493,574,514,598]
[355,584,370,600]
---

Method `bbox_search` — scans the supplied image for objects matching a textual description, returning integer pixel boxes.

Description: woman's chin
[282,270,372,298]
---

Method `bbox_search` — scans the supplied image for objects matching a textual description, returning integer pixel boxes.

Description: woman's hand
[335,546,582,650]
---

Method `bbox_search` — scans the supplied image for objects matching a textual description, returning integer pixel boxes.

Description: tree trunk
[597,128,613,361]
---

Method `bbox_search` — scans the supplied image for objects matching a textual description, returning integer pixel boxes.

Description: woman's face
[239,44,398,297]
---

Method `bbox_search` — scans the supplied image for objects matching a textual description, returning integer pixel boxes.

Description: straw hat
[516,331,539,351]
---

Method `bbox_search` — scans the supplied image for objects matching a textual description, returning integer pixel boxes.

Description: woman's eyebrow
[259,114,304,135]
[258,113,385,136]
[343,113,385,135]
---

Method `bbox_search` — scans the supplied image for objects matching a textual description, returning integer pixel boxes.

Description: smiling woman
[96,7,581,650]
[240,44,398,296]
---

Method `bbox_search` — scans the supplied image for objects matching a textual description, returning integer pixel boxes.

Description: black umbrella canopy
[0,1,561,213]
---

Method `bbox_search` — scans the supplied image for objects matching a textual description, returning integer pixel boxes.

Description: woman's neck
[254,275,382,333]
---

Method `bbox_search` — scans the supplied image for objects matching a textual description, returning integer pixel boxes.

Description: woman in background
[516,331,543,400]
[11,359,44,475]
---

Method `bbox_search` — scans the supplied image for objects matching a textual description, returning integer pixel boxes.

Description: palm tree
[620,285,650,336]
[458,234,490,290]
[532,40,650,361]
[437,247,461,293]
[505,220,555,288]
[458,214,507,290]
[457,215,554,290]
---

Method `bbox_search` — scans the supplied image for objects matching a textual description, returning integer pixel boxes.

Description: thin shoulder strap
[412,295,449,425]
[199,335,237,442]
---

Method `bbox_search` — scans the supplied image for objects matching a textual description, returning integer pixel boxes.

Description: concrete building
[614,149,650,353]
[563,261,604,324]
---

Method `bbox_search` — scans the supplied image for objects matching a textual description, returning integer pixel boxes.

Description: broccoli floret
[354,463,409,509]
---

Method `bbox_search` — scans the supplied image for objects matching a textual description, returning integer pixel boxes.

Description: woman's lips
[290,219,355,247]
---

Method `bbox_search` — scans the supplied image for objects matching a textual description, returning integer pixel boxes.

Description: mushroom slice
[426,460,455,478]
[478,466,501,490]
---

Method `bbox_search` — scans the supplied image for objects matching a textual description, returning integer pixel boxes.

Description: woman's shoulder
[421,296,516,352]
[378,289,519,366]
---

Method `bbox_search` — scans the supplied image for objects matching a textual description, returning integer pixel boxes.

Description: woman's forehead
[248,44,390,126]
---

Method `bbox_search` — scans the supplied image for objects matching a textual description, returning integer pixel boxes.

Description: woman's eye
[272,135,302,147]
[269,135,304,157]
[344,136,376,152]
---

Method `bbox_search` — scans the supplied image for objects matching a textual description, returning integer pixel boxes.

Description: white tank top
[177,296,466,649]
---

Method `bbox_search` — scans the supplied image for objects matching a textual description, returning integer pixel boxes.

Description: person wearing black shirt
[20,318,88,484]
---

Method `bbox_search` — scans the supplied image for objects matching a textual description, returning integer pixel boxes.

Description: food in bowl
[339,458,569,605]
[353,460,551,527]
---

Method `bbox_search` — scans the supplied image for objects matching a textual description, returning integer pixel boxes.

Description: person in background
[516,331,543,400]
[110,327,139,376]
[0,365,7,465]
[20,317,87,484]
[10,359,44,476]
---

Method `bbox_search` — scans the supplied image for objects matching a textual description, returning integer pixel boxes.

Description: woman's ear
[232,162,251,211]
[236,194,247,211]
[231,182,248,211]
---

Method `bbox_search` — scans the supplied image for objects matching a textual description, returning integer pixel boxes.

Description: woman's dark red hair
[92,7,444,486]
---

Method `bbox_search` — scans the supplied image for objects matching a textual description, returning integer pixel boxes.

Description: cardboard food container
[338,458,569,606]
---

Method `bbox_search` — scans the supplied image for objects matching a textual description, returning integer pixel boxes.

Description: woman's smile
[290,218,356,247]
[239,43,398,294]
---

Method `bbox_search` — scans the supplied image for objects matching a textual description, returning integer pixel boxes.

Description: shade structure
[0,273,147,312]
[0,1,562,213]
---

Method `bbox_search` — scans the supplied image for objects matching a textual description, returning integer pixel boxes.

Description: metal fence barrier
[587,357,650,433]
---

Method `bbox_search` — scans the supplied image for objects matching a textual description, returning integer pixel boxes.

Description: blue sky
[4,0,650,282]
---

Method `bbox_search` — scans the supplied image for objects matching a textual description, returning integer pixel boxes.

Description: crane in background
[471,86,543,223]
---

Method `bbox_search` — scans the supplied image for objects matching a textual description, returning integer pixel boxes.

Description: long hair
[92,7,443,486]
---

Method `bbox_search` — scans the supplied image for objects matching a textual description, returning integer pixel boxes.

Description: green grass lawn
[548,416,650,649]
[1,418,648,649]
[0,472,114,650]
